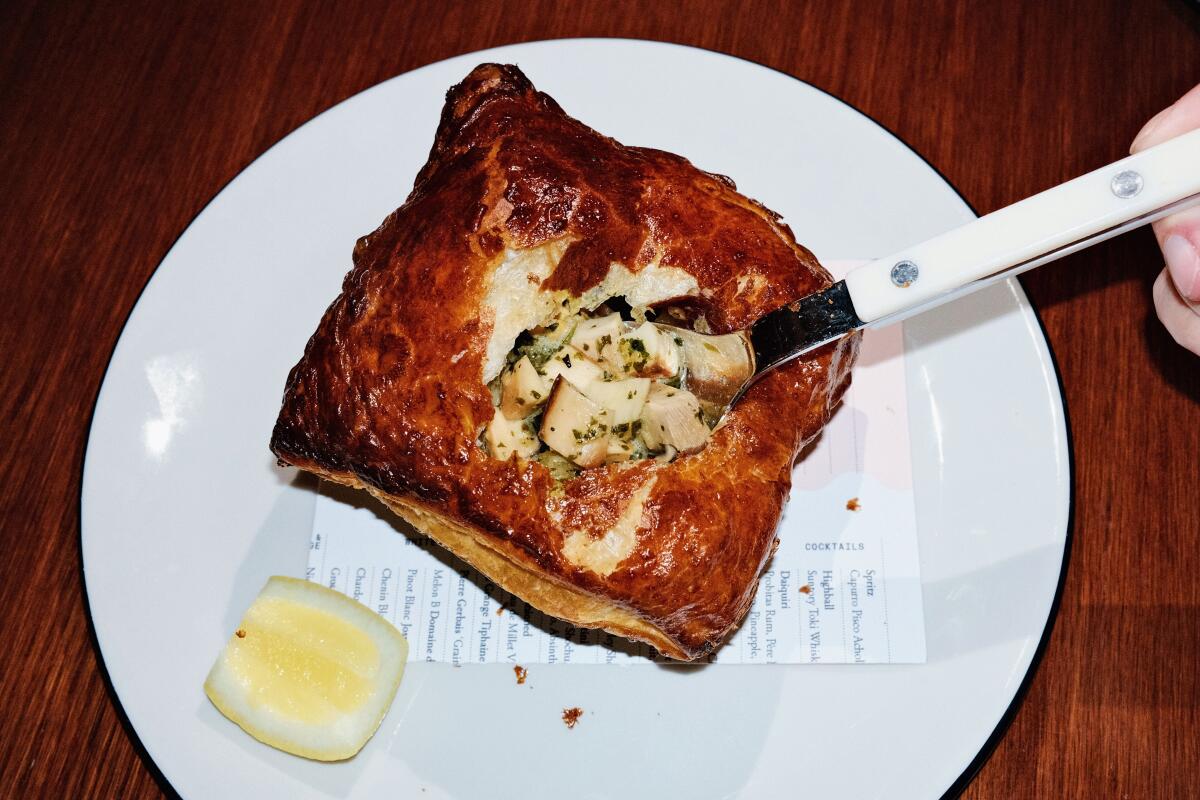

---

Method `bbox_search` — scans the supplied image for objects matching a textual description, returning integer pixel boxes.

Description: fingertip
[1152,266,1200,356]
[1152,267,1171,308]
[1163,234,1200,302]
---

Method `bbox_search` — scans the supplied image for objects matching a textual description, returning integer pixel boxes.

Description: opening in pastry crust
[482,290,754,475]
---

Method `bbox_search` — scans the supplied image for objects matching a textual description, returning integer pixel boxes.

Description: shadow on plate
[194,694,375,799]
[922,543,1066,662]
[385,661,784,800]
[242,470,787,799]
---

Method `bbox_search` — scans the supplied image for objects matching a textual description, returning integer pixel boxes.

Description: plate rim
[77,36,1074,800]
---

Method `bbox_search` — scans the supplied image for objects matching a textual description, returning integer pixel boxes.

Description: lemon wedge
[204,575,408,760]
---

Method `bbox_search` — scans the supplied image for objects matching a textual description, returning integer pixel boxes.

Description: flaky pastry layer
[271,63,859,660]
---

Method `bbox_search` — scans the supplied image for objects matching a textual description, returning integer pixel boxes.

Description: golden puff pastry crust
[270,64,858,661]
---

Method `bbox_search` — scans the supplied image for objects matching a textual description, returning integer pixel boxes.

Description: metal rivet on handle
[890,260,919,288]
[1111,170,1143,199]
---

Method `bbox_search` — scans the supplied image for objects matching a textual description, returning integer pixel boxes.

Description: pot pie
[270,64,859,661]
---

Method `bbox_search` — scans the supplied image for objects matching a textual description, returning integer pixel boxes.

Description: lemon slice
[204,575,408,760]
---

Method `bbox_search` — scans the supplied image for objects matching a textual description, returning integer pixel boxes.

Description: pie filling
[483,299,752,476]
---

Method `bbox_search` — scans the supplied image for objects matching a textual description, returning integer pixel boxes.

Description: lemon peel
[204,576,408,760]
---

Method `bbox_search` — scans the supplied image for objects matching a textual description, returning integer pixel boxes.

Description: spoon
[672,128,1200,409]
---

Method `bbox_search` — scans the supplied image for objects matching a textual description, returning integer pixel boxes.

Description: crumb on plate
[514,665,528,685]
[562,707,583,729]
[846,497,861,512]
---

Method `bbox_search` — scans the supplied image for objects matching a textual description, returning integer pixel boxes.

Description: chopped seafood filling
[484,303,751,471]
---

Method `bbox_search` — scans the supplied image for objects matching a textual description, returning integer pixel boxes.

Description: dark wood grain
[1,1,1196,797]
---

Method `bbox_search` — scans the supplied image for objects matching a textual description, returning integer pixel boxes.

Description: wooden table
[2,1,1197,796]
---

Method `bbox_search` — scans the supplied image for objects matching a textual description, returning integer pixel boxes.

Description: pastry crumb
[846,497,861,512]
[235,629,246,639]
[562,707,583,729]
[798,584,811,595]
[514,665,528,685]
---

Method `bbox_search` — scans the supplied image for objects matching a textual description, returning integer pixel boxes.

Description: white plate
[82,39,1070,799]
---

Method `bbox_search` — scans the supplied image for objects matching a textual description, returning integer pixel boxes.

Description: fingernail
[1131,105,1173,152]
[1163,234,1200,300]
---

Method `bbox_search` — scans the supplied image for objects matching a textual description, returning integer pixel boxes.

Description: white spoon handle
[844,128,1200,324]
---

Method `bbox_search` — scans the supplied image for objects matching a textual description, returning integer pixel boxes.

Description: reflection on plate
[82,39,1069,799]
